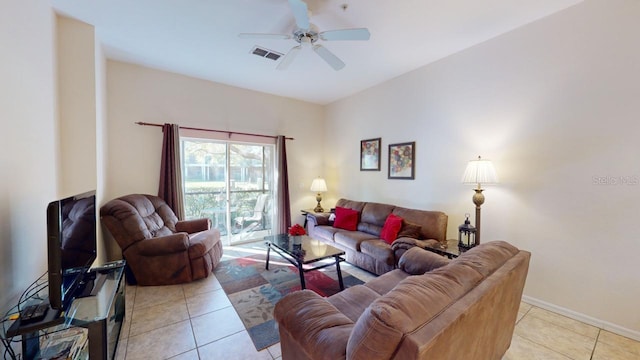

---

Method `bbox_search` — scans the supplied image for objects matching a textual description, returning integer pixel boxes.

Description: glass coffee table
[265,234,346,291]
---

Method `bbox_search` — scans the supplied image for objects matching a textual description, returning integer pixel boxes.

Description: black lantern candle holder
[458,213,477,253]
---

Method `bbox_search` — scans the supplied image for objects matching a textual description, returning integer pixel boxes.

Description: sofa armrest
[397,247,451,275]
[274,290,354,359]
[176,218,211,233]
[306,212,330,226]
[306,213,331,237]
[134,233,190,256]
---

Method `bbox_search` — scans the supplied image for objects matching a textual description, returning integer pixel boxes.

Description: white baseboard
[522,295,640,342]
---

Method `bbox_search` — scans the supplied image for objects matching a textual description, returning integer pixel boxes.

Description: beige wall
[0,2,58,306]
[326,0,640,338]
[56,16,97,196]
[0,8,109,309]
[56,15,108,264]
[105,61,325,225]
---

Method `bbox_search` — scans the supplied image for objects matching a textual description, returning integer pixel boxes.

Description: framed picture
[388,142,415,179]
[360,138,381,171]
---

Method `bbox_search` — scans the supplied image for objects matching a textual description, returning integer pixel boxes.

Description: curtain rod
[135,121,294,140]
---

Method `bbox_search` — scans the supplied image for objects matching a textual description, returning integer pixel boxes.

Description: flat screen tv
[47,190,97,310]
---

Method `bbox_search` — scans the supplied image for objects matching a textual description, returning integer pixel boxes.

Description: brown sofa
[274,241,531,360]
[306,198,448,275]
[100,194,223,286]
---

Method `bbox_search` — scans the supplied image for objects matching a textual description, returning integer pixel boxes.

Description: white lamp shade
[310,178,327,192]
[462,156,498,185]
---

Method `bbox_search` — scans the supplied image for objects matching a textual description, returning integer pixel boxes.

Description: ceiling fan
[239,0,370,71]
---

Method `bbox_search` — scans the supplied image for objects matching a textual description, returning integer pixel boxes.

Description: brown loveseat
[306,198,448,275]
[274,241,530,360]
[100,194,223,286]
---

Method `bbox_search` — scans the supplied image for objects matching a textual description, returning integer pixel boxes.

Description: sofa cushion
[335,198,366,213]
[398,221,422,239]
[363,269,409,296]
[392,206,447,244]
[356,222,382,237]
[347,264,483,359]
[333,206,359,231]
[360,202,396,227]
[327,285,381,323]
[380,214,403,244]
[311,225,339,242]
[334,231,378,251]
[360,239,394,266]
[449,241,518,278]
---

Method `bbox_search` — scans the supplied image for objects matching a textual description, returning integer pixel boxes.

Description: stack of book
[38,327,88,360]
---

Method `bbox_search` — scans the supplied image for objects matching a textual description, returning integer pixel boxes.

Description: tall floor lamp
[461,156,498,245]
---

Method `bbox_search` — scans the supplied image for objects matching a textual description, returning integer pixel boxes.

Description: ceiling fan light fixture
[301,36,312,48]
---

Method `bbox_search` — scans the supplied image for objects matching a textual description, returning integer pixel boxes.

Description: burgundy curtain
[158,123,185,219]
[276,135,291,233]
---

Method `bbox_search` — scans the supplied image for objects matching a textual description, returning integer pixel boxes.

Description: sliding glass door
[181,138,274,245]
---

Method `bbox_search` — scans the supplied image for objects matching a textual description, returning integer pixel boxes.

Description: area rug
[213,253,364,351]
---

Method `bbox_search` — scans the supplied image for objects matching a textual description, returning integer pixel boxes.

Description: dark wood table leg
[265,243,271,270]
[335,256,345,290]
[297,262,306,289]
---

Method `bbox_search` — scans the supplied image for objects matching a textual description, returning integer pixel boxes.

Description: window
[181,138,274,244]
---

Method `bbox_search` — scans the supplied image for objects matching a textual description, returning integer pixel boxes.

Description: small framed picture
[388,142,415,179]
[360,138,381,171]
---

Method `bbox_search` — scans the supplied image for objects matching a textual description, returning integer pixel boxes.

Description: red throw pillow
[380,214,403,245]
[333,206,359,231]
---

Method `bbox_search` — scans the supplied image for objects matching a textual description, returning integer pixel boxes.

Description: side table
[300,208,331,229]
[424,239,460,259]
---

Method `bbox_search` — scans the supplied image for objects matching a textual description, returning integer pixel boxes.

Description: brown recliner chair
[100,194,223,286]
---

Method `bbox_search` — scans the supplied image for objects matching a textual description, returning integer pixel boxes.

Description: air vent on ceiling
[251,46,283,61]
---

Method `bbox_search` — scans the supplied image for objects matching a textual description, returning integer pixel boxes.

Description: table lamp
[310,178,327,213]
[461,156,498,245]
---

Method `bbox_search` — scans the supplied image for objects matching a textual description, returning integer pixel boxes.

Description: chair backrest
[100,194,179,251]
[252,193,269,216]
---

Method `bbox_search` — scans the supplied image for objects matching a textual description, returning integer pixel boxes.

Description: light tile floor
[114,242,640,360]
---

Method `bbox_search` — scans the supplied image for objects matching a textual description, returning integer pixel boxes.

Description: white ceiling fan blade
[238,33,292,40]
[277,46,301,70]
[313,44,345,71]
[319,28,371,41]
[288,0,310,30]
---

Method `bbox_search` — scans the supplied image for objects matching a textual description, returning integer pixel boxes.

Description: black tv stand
[6,303,63,337]
[3,261,126,360]
[75,269,108,298]
[16,303,51,324]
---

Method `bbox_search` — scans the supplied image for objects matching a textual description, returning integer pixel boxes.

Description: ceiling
[50,0,583,105]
